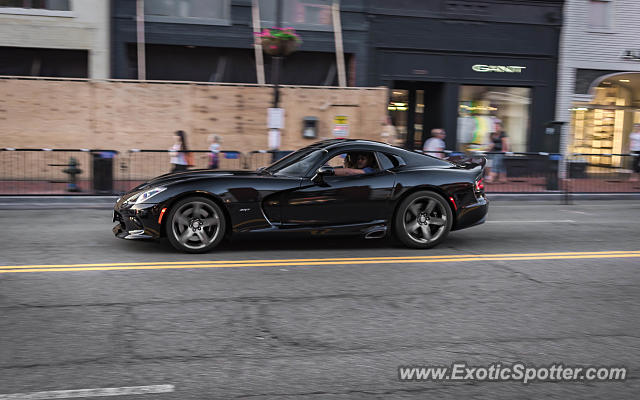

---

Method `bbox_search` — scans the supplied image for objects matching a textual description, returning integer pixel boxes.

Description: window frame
[144,0,232,26]
[587,0,615,34]
[0,0,73,17]
[378,152,406,170]
[259,0,334,32]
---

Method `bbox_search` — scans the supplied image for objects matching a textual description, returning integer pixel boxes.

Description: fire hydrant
[63,157,82,192]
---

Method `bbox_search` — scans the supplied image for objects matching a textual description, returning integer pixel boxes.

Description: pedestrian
[630,123,640,182]
[488,121,509,183]
[169,130,190,172]
[423,128,446,158]
[208,134,222,169]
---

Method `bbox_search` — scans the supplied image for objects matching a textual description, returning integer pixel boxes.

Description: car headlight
[134,186,167,204]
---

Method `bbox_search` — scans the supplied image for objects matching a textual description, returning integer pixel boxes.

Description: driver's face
[356,154,369,169]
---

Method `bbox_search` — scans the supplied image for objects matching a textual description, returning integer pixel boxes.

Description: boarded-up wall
[0,78,388,153]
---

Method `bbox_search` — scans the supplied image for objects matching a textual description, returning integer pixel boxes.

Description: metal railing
[120,150,243,191]
[419,150,565,193]
[0,148,118,195]
[565,152,640,193]
[2,148,639,196]
[246,150,294,171]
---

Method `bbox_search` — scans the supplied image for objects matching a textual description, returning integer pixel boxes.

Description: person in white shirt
[208,134,222,169]
[169,130,189,172]
[423,128,446,158]
[629,123,640,182]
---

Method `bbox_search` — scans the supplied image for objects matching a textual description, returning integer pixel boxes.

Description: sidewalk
[0,196,118,209]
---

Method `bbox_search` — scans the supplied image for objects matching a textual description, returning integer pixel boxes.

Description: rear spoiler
[445,154,487,170]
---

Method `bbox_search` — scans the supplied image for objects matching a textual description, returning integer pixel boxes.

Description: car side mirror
[317,166,335,176]
[311,166,335,185]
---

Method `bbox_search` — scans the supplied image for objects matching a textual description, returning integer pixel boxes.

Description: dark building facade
[111,0,369,86]
[367,0,564,152]
[111,0,564,152]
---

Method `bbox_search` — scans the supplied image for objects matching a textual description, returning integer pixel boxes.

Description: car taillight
[475,177,484,192]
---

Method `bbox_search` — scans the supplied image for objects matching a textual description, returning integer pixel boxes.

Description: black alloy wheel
[166,196,226,253]
[394,191,453,249]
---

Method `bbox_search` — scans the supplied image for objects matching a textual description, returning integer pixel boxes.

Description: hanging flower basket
[255,27,302,57]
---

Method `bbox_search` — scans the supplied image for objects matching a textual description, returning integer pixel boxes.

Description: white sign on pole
[268,129,281,150]
[268,108,285,129]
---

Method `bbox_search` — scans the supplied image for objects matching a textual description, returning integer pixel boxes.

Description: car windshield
[263,148,327,177]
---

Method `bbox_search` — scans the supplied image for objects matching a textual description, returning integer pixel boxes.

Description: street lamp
[255,0,301,153]
[272,0,283,110]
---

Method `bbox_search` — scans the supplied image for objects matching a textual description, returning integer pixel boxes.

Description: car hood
[138,169,264,189]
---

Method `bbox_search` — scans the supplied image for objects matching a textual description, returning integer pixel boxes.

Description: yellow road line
[1,251,639,270]
[1,252,639,274]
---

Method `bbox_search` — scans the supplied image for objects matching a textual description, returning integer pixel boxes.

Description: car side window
[376,152,395,170]
[377,152,406,169]
[325,153,348,168]
[324,150,380,176]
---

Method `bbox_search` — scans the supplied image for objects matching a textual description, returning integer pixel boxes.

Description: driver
[334,152,377,176]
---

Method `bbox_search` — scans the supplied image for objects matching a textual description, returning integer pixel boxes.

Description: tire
[166,196,226,253]
[393,191,453,249]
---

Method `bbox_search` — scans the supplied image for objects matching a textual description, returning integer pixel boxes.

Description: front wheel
[394,191,453,249]
[166,196,226,253]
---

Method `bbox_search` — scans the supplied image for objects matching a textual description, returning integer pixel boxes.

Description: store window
[457,86,531,153]
[145,0,230,24]
[588,0,613,30]
[0,0,70,10]
[260,0,333,31]
[571,83,631,168]
[387,90,408,146]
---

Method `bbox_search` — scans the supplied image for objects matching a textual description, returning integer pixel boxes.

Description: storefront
[569,72,640,168]
[380,52,558,153]
[365,0,563,152]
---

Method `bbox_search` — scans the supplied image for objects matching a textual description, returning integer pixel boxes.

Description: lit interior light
[619,79,631,83]
[459,105,498,112]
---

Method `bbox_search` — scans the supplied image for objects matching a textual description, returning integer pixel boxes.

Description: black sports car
[113,139,488,253]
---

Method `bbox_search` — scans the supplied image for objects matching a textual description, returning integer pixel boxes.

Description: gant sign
[472,65,527,73]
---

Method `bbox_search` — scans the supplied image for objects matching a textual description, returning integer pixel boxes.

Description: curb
[0,196,118,209]
[488,193,640,201]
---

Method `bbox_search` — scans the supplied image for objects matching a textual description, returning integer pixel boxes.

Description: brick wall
[0,78,387,154]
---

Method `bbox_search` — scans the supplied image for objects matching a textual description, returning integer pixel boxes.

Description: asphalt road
[0,200,639,399]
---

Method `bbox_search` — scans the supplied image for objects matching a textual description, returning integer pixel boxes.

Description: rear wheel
[394,191,453,249]
[166,196,226,253]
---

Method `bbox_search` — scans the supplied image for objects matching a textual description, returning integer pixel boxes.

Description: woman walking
[169,130,190,172]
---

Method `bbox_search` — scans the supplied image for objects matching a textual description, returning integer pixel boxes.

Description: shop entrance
[388,82,449,150]
[572,72,640,168]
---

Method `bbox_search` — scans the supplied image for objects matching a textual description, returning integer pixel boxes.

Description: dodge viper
[113,139,488,253]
